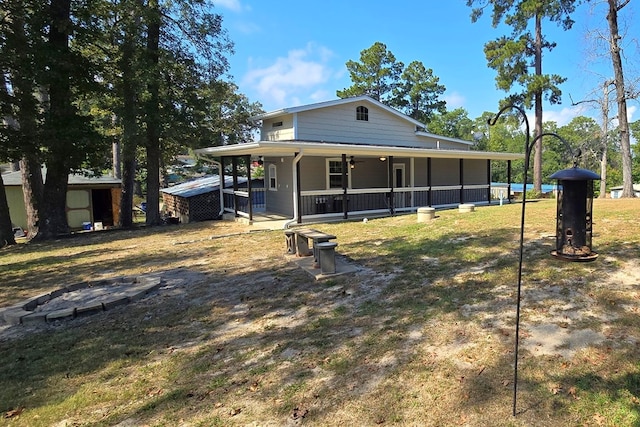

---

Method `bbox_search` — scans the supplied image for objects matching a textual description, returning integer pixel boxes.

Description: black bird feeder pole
[488,105,600,416]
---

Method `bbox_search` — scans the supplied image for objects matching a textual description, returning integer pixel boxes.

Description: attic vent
[356,106,369,121]
[272,121,283,128]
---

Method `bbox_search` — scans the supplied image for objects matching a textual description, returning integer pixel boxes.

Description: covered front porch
[196,140,522,227]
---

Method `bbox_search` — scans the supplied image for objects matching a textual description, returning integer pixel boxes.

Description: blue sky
[214,0,638,128]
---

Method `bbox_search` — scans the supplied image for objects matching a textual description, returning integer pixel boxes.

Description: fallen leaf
[568,386,579,400]
[4,407,24,419]
[229,407,242,416]
[292,407,309,420]
[592,413,607,426]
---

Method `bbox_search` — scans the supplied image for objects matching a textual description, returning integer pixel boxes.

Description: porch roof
[195,140,524,161]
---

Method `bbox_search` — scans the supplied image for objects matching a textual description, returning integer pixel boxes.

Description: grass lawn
[1,198,639,426]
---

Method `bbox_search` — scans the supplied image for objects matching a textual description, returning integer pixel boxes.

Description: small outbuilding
[161,175,264,224]
[3,169,121,231]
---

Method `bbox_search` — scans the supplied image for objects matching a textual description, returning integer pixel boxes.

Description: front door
[393,164,409,208]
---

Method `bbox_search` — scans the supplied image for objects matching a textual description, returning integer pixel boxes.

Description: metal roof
[161,175,246,198]
[195,140,524,161]
[2,168,121,186]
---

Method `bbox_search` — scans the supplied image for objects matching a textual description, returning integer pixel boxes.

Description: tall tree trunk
[607,0,633,197]
[7,5,44,237]
[599,80,612,198]
[36,0,73,239]
[533,12,543,194]
[0,172,16,247]
[145,1,162,226]
[118,21,138,228]
[19,156,44,237]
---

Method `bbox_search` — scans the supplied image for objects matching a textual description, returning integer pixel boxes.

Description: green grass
[1,199,639,426]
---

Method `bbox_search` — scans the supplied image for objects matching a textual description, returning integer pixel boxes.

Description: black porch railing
[223,185,491,219]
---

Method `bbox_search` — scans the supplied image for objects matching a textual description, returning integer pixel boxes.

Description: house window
[268,164,277,190]
[272,121,283,128]
[356,106,368,121]
[327,159,350,189]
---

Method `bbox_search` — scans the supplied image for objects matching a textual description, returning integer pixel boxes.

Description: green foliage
[468,0,578,109]
[336,42,403,102]
[337,43,449,125]
[427,108,474,139]
[391,61,446,123]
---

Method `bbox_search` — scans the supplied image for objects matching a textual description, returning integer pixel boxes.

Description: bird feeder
[549,166,600,262]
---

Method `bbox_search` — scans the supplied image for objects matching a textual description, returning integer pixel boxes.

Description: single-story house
[161,175,264,223]
[195,95,523,225]
[3,169,121,231]
[610,184,640,198]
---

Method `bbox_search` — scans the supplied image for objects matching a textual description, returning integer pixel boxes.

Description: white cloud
[627,105,637,123]
[541,104,588,127]
[444,91,466,110]
[242,44,335,108]
[214,0,245,12]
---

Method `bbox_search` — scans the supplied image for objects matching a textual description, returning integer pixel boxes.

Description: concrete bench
[292,228,337,267]
[284,229,296,254]
[316,241,338,274]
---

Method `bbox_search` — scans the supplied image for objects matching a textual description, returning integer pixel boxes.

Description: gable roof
[251,95,427,129]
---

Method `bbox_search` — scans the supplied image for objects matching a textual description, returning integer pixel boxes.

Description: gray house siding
[431,158,460,186]
[262,115,295,141]
[464,159,488,184]
[264,157,293,215]
[295,104,435,148]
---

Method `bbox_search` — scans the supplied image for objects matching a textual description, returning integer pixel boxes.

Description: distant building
[610,184,640,198]
[3,169,121,231]
[160,175,264,223]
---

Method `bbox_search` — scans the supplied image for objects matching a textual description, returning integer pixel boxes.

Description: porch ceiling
[194,140,524,161]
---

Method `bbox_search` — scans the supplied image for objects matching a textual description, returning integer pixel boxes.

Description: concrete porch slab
[289,254,359,280]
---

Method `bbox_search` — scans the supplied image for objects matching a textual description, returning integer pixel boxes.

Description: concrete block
[21,311,48,324]
[1,306,29,325]
[46,308,76,321]
[417,207,436,222]
[76,303,104,316]
[102,296,130,310]
[459,203,476,213]
[65,282,88,292]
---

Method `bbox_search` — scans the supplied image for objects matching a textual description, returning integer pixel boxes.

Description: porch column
[220,156,226,215]
[232,156,239,217]
[459,159,464,204]
[246,155,253,221]
[487,159,491,204]
[507,160,512,203]
[410,157,415,208]
[341,154,348,219]
[388,155,394,215]
[427,157,432,207]
[296,153,302,223]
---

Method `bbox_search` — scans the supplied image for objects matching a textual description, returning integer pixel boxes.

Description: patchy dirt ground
[2,203,639,426]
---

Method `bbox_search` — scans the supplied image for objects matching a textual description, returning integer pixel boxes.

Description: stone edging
[0,275,162,325]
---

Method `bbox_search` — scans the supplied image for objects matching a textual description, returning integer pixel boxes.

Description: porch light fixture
[349,156,356,169]
[488,105,600,417]
[379,156,387,161]
[257,156,264,166]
